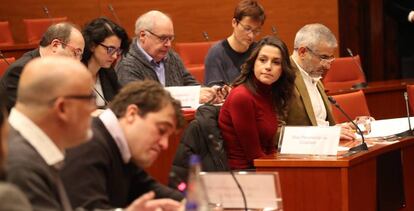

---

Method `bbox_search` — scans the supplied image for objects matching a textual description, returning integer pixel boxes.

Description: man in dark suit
[6,56,95,211]
[387,0,414,78]
[61,80,184,210]
[286,23,355,140]
[0,22,84,111]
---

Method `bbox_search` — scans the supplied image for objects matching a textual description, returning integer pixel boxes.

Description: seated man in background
[204,0,265,85]
[287,23,355,140]
[0,22,84,111]
[61,80,184,210]
[116,10,221,104]
[6,56,95,211]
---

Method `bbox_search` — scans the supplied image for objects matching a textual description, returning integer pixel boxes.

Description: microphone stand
[0,50,10,65]
[328,96,368,152]
[108,4,121,24]
[402,92,414,137]
[346,48,368,89]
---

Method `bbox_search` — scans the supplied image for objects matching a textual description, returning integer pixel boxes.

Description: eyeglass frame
[98,43,123,56]
[56,40,83,59]
[49,93,97,105]
[236,20,261,36]
[145,30,175,43]
[305,47,335,63]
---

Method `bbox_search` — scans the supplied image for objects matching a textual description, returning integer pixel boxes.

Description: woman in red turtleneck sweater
[219,36,296,169]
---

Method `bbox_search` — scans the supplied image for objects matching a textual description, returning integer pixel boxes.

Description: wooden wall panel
[0,0,339,53]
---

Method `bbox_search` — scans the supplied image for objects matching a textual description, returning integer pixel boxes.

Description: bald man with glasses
[286,23,355,140]
[116,10,222,104]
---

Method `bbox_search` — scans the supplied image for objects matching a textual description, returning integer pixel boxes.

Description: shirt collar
[291,56,321,85]
[136,40,167,65]
[99,109,131,163]
[8,109,64,169]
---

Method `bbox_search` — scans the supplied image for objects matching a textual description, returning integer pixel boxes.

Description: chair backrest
[0,21,14,46]
[322,55,366,91]
[23,17,68,44]
[407,85,414,114]
[187,65,204,84]
[175,41,216,68]
[0,57,15,77]
[330,90,370,123]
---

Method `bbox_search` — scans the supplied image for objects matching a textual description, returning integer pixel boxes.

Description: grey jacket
[116,39,199,87]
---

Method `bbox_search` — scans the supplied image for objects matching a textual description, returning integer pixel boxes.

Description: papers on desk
[165,86,200,109]
[360,117,413,138]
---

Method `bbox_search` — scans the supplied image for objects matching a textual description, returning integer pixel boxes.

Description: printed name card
[165,86,200,109]
[279,126,341,155]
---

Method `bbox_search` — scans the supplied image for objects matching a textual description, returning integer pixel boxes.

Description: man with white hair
[116,10,220,104]
[286,23,354,140]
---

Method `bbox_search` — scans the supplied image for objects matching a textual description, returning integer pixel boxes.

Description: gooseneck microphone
[328,96,368,152]
[346,48,368,89]
[202,31,210,41]
[0,50,10,65]
[42,5,52,18]
[403,92,413,136]
[108,4,121,24]
[271,26,278,36]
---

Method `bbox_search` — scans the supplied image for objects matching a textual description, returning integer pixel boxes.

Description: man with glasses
[6,56,95,211]
[116,10,220,104]
[204,0,265,85]
[0,22,84,111]
[287,23,355,140]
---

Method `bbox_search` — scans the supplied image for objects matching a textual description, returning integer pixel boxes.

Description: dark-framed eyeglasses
[99,43,123,56]
[57,40,83,59]
[49,93,97,105]
[146,30,175,43]
[237,21,261,36]
[306,47,335,63]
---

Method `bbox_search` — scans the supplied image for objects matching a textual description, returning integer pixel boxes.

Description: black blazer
[61,118,183,209]
[97,67,120,104]
[0,49,40,111]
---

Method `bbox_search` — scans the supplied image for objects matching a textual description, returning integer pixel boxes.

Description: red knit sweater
[219,82,277,169]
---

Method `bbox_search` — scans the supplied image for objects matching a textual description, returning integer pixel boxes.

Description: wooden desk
[0,43,37,59]
[327,79,414,120]
[146,109,196,184]
[254,138,414,211]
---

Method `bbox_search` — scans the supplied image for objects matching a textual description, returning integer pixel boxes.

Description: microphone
[403,92,413,136]
[328,96,368,152]
[108,4,121,24]
[42,5,52,19]
[346,48,368,89]
[0,50,10,65]
[202,31,210,41]
[271,26,278,36]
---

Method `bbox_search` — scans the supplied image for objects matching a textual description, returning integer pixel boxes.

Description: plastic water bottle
[185,155,209,211]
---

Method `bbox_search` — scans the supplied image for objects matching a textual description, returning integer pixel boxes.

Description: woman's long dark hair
[81,17,130,65]
[0,89,8,180]
[232,35,296,118]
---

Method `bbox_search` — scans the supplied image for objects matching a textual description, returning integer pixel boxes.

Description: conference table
[254,133,414,211]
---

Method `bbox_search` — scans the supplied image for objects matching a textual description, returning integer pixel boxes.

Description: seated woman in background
[219,36,295,169]
[82,17,130,108]
[0,90,32,210]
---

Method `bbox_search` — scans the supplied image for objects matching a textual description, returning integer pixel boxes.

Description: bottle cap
[189,155,201,165]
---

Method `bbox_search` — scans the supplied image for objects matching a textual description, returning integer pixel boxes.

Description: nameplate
[279,126,340,155]
[201,172,282,209]
[165,86,200,109]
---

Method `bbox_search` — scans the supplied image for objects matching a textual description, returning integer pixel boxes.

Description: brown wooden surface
[145,110,195,185]
[0,43,37,59]
[0,0,339,58]
[254,138,414,211]
[327,79,414,120]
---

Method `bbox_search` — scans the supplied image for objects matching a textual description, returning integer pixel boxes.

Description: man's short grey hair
[134,10,171,36]
[293,23,337,50]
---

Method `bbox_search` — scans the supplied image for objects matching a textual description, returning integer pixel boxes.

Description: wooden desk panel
[0,43,37,59]
[255,138,414,211]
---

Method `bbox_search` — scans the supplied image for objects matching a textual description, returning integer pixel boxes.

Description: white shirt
[8,109,64,168]
[99,109,131,163]
[292,58,329,126]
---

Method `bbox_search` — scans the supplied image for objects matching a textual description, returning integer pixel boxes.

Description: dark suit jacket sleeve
[1,64,24,111]
[7,166,61,211]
